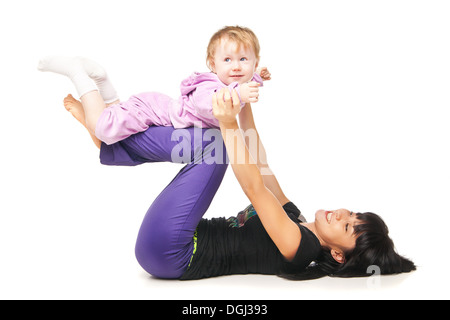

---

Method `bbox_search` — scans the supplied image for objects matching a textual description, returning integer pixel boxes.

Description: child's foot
[63,93,102,149]
[78,57,107,81]
[38,56,84,78]
[78,57,119,104]
[38,56,97,99]
[63,94,86,127]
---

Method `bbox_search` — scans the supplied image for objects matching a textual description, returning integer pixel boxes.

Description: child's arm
[184,72,264,126]
[238,81,260,104]
[236,69,270,104]
[188,77,258,118]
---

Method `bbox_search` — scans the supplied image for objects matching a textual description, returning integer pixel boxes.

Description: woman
[42,60,415,280]
[211,89,416,280]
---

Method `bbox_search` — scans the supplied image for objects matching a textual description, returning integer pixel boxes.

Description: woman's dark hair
[279,212,416,280]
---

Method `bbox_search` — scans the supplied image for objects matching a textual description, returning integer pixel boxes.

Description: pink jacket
[169,72,264,128]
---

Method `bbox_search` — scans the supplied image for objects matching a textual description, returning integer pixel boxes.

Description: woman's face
[314,209,360,262]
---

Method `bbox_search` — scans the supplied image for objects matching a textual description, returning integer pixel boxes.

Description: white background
[0,0,449,300]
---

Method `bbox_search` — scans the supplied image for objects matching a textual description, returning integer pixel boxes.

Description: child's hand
[257,67,271,81]
[239,81,260,103]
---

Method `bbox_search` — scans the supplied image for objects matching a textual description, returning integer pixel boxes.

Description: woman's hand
[212,88,241,124]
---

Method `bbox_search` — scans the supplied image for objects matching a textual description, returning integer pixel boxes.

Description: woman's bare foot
[64,94,87,127]
[63,94,102,149]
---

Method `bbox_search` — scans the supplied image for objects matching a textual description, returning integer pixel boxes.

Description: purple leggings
[100,126,228,279]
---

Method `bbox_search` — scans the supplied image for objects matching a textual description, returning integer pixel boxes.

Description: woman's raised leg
[135,149,228,278]
[99,126,228,278]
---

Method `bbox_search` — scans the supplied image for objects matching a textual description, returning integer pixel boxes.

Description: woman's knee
[135,238,190,279]
[134,221,192,279]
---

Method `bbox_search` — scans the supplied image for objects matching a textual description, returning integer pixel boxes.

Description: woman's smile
[325,211,333,224]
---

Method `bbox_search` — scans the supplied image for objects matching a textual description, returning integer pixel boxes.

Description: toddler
[38,26,271,145]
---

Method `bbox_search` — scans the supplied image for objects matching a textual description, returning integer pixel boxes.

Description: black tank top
[180,202,321,280]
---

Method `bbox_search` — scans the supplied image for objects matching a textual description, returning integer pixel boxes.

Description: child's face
[211,38,258,85]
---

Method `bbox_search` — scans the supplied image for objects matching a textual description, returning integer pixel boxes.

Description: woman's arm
[213,89,301,261]
[238,103,290,206]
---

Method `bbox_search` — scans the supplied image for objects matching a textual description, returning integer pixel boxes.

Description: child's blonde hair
[206,26,260,70]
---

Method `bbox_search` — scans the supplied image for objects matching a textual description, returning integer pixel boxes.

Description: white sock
[37,56,98,99]
[78,57,119,104]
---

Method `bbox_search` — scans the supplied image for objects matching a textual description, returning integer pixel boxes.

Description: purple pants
[100,126,228,278]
